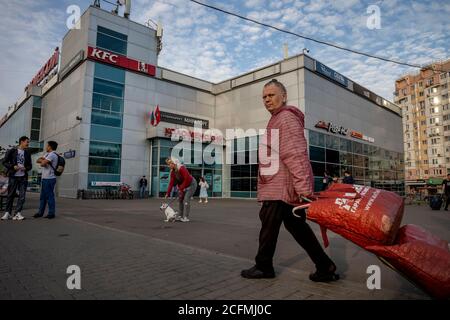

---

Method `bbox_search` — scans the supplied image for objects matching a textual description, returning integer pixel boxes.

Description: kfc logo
[90,48,118,63]
[139,61,148,73]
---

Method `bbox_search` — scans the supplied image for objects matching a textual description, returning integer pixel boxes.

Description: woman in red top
[165,158,198,222]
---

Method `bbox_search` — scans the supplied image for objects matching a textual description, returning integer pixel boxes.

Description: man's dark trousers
[255,201,333,273]
[5,176,27,213]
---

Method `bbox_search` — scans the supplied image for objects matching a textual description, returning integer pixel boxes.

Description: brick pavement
[0,194,437,300]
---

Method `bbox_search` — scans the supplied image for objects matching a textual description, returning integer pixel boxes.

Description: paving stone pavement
[0,194,439,300]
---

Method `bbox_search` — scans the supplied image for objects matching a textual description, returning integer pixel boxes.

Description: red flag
[155,105,161,126]
[150,111,155,126]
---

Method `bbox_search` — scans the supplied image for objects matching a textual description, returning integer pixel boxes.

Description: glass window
[91,109,122,127]
[340,138,352,152]
[93,78,124,98]
[250,164,258,177]
[326,163,340,178]
[354,167,364,180]
[311,161,325,177]
[363,144,369,155]
[309,146,325,162]
[326,135,340,150]
[309,130,325,147]
[339,152,353,166]
[89,141,121,159]
[326,149,339,164]
[92,93,123,113]
[89,157,121,174]
[30,130,40,141]
[94,63,126,83]
[31,119,40,130]
[32,108,41,119]
[352,141,363,154]
[98,26,128,41]
[90,124,122,143]
[97,33,127,56]
[353,154,366,167]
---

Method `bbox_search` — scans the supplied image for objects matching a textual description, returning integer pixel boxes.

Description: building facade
[394,60,450,191]
[0,6,405,199]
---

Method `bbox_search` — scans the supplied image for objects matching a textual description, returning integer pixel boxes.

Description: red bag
[396,224,449,251]
[366,241,450,300]
[306,184,404,249]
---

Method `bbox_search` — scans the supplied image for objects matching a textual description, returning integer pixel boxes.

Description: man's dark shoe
[33,213,43,218]
[241,266,275,279]
[45,215,55,219]
[309,264,339,282]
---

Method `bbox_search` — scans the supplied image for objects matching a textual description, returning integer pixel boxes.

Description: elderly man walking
[241,79,339,282]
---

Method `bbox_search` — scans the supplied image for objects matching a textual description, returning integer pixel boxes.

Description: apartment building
[395,59,450,191]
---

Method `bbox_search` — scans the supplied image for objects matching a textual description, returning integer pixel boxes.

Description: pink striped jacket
[257,105,314,206]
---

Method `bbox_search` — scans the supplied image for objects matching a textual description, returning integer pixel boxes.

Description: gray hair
[264,79,287,95]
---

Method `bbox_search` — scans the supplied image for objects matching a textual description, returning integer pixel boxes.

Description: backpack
[50,153,65,177]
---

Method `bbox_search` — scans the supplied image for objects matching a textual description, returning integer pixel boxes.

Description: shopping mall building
[0,5,405,198]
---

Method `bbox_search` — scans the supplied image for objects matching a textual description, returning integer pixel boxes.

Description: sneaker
[33,213,43,218]
[1,212,11,220]
[241,266,275,279]
[13,213,25,221]
[309,264,339,282]
[180,217,190,222]
[45,215,55,220]
[198,200,202,203]
[205,200,208,203]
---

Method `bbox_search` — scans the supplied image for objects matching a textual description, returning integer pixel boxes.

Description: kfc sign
[25,47,59,91]
[90,48,118,63]
[87,47,156,76]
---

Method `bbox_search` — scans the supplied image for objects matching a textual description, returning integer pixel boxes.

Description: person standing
[34,141,59,219]
[241,79,338,282]
[1,136,32,221]
[198,177,209,204]
[342,170,355,184]
[139,176,148,199]
[322,170,331,191]
[165,158,197,222]
[442,174,450,211]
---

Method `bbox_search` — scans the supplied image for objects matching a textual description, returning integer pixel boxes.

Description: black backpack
[50,153,65,177]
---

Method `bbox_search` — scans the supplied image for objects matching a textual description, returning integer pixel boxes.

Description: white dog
[160,202,179,222]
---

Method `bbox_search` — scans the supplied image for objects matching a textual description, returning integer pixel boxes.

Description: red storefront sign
[87,47,156,76]
[25,47,59,91]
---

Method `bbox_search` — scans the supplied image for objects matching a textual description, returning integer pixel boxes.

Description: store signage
[25,47,59,91]
[87,47,156,76]
[63,150,76,159]
[164,128,223,144]
[315,120,348,136]
[315,120,375,143]
[59,50,84,80]
[91,181,122,187]
[315,61,349,88]
[159,111,209,129]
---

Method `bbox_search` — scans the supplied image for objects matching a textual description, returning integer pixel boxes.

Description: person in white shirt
[34,141,59,219]
[198,177,209,204]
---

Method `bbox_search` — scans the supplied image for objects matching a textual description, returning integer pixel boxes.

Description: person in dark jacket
[139,176,148,199]
[1,136,32,221]
[342,171,355,184]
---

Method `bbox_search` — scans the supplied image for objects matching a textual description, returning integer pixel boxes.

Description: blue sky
[1,0,449,115]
